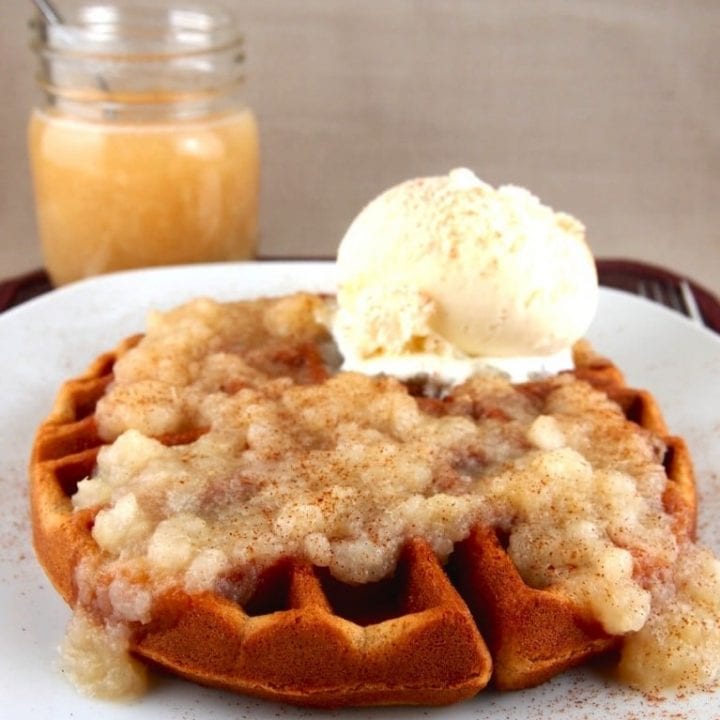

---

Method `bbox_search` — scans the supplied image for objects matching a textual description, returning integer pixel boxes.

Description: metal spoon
[31,0,113,96]
[32,0,64,25]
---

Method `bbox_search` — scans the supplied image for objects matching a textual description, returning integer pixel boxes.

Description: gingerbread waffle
[29,296,697,706]
[450,343,696,690]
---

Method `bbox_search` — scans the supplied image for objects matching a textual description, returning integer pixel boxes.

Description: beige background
[1,0,718,295]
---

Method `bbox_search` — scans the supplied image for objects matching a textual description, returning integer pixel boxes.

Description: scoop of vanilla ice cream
[334,168,598,377]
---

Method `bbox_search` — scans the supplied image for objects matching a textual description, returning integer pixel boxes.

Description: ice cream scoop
[333,168,598,382]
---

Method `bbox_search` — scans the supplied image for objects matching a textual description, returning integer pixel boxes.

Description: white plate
[1,261,719,720]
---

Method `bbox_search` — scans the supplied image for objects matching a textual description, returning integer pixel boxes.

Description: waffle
[29,297,697,706]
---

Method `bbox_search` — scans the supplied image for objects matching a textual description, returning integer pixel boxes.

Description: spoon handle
[31,0,65,25]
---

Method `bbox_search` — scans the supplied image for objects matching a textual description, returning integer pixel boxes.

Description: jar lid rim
[32,1,243,56]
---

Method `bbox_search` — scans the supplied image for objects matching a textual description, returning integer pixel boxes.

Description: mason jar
[28,1,260,286]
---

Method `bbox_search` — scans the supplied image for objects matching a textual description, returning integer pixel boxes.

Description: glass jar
[28,1,260,286]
